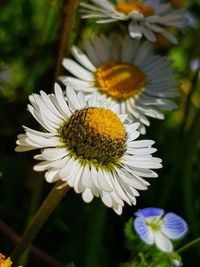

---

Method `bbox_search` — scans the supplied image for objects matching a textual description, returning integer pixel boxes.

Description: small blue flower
[133,207,188,253]
[172,259,181,267]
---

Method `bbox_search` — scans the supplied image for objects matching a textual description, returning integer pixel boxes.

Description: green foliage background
[0,0,200,266]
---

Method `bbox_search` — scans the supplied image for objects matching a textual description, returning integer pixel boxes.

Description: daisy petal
[128,21,142,39]
[71,45,96,71]
[62,59,93,81]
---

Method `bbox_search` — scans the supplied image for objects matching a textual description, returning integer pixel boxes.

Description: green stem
[176,237,200,254]
[85,204,107,267]
[179,67,200,135]
[11,181,70,266]
[19,175,44,266]
[54,0,79,80]
[148,256,165,267]
[182,109,200,235]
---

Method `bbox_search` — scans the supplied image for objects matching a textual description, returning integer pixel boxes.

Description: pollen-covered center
[116,1,155,17]
[95,61,146,100]
[59,107,127,166]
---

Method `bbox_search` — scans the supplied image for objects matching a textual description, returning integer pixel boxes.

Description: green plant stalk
[182,108,200,235]
[19,175,44,266]
[11,181,70,266]
[159,67,200,209]
[179,67,200,135]
[54,0,79,80]
[85,204,107,266]
[176,237,200,254]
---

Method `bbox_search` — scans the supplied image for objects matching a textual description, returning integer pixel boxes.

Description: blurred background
[0,0,200,266]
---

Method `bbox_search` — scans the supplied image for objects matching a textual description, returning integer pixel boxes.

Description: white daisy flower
[80,0,189,44]
[16,83,162,215]
[60,35,179,133]
[134,207,188,252]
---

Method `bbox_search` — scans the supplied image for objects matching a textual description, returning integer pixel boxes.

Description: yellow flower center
[0,254,12,267]
[116,1,155,16]
[59,108,127,167]
[96,61,146,100]
[85,108,125,140]
[146,218,162,231]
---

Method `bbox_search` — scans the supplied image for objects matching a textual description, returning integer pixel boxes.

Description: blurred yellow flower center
[170,0,187,8]
[0,254,12,267]
[85,108,125,140]
[116,1,155,16]
[96,61,146,100]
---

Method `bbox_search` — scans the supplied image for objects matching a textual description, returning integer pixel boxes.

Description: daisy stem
[18,175,44,266]
[54,0,79,80]
[11,181,70,266]
[176,236,200,254]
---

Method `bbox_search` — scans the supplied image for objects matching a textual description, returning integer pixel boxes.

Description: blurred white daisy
[134,207,188,252]
[60,35,179,133]
[80,0,188,43]
[16,83,162,215]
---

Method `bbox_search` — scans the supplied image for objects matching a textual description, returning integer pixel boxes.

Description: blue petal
[133,217,154,245]
[161,213,188,240]
[134,207,165,219]
[173,259,181,267]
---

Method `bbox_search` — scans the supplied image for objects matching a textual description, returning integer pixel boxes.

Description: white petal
[133,41,153,65]
[62,59,93,81]
[71,45,96,71]
[141,26,156,42]
[82,164,93,187]
[154,231,173,252]
[45,169,60,183]
[54,83,71,117]
[100,191,113,207]
[42,148,67,161]
[121,36,141,63]
[84,41,101,67]
[128,21,143,39]
[113,204,123,215]
[97,168,113,192]
[92,35,112,63]
[82,188,94,203]
[66,83,82,110]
